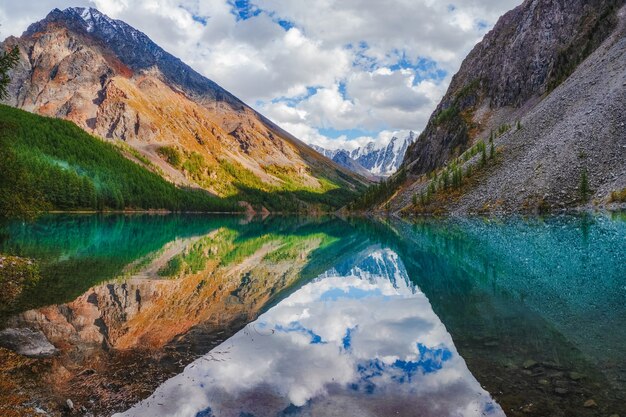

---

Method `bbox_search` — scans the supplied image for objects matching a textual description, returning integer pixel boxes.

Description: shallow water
[0,214,624,417]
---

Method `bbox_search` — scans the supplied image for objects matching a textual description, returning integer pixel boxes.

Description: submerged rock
[0,328,58,358]
[568,371,584,381]
[523,359,538,369]
[583,399,597,408]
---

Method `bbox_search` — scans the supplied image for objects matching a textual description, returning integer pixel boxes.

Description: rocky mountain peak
[23,7,240,105]
[57,7,119,33]
[310,132,416,177]
[27,7,140,43]
[386,0,626,214]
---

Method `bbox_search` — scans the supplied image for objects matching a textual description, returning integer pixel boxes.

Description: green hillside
[0,105,239,219]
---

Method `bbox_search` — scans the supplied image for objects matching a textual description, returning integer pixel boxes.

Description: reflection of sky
[117,248,504,417]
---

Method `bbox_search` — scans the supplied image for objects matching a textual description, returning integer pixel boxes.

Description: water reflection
[0,215,371,415]
[119,247,504,417]
[0,214,624,417]
[378,215,626,416]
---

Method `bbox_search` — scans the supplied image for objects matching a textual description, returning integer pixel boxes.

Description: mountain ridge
[2,7,369,212]
[311,131,416,178]
[403,0,625,175]
[24,7,242,107]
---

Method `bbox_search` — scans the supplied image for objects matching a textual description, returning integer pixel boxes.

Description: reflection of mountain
[120,249,503,417]
[0,215,242,314]
[318,245,414,292]
[2,214,624,417]
[0,215,370,417]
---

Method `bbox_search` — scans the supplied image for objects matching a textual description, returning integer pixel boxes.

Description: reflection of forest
[0,214,624,417]
[0,215,369,416]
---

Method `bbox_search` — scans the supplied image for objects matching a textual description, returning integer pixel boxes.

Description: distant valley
[1,1,625,218]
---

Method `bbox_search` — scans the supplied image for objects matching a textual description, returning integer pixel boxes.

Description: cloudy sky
[0,0,521,150]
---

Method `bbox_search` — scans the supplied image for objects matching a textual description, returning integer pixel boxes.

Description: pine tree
[580,169,590,202]
[0,45,19,100]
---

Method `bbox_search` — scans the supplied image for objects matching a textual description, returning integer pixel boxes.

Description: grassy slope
[0,105,239,218]
[0,105,359,218]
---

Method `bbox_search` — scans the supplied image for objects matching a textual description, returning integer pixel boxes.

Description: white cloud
[0,0,523,150]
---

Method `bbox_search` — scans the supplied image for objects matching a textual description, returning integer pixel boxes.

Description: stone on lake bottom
[583,399,597,408]
[568,371,583,381]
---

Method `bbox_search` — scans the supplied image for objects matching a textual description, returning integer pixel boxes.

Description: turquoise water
[0,214,624,416]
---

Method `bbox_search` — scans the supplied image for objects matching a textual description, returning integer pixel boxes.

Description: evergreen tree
[580,168,590,202]
[0,44,19,100]
[481,145,487,166]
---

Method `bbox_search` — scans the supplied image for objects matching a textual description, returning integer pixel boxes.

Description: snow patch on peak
[62,7,121,33]
[77,7,96,32]
[310,131,417,177]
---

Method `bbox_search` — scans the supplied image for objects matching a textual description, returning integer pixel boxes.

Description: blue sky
[0,0,522,149]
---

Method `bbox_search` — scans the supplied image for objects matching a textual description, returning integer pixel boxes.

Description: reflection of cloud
[118,248,504,417]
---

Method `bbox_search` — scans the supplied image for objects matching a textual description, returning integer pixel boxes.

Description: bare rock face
[403,0,624,175]
[0,328,58,358]
[95,82,144,141]
[1,7,368,200]
[391,0,626,213]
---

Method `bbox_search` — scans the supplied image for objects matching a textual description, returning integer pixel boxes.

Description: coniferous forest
[0,105,240,219]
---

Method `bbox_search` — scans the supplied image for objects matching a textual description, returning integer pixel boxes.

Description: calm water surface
[0,214,624,417]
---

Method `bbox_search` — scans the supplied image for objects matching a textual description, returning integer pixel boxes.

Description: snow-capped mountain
[317,246,415,293]
[309,145,374,179]
[311,131,416,177]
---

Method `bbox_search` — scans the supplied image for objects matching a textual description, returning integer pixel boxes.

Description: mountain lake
[0,214,624,417]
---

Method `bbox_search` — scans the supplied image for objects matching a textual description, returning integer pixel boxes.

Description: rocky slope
[387,0,626,214]
[1,7,368,210]
[311,131,416,178]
